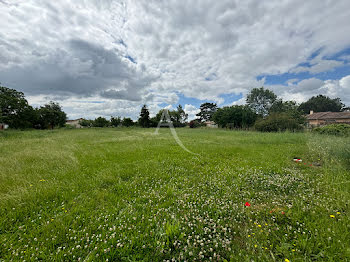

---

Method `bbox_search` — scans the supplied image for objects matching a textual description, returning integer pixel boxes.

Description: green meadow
[0,128,349,261]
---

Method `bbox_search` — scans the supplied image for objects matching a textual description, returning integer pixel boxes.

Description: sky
[1,0,350,120]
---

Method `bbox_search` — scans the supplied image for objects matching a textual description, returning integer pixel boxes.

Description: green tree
[298,95,345,114]
[246,87,277,116]
[176,105,188,123]
[79,119,93,127]
[212,105,257,128]
[122,117,134,127]
[153,106,188,128]
[37,102,67,129]
[110,116,121,127]
[196,103,217,122]
[270,99,305,124]
[138,104,151,127]
[93,117,109,127]
[0,85,36,128]
[169,105,188,127]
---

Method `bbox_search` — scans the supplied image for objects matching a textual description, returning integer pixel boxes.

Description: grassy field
[0,128,349,261]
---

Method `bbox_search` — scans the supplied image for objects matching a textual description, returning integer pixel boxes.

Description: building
[306,110,350,127]
[0,123,9,130]
[66,118,84,128]
[205,121,218,128]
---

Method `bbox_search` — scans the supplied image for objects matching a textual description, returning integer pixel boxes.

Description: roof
[306,111,350,120]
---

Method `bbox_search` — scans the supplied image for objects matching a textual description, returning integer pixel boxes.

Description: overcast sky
[1,0,350,120]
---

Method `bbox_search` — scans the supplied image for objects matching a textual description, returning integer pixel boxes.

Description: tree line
[190,87,347,131]
[0,85,66,129]
[1,84,347,131]
[79,105,188,128]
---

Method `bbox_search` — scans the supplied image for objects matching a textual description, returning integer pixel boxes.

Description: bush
[254,113,303,132]
[93,117,109,127]
[312,124,350,136]
[189,120,202,128]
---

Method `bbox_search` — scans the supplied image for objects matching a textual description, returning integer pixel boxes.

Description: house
[66,118,84,128]
[306,110,350,127]
[205,121,218,128]
[0,123,9,130]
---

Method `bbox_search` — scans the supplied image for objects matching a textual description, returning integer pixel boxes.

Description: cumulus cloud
[184,104,200,121]
[268,74,350,105]
[1,0,350,118]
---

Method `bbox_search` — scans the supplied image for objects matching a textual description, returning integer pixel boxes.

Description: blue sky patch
[258,47,350,86]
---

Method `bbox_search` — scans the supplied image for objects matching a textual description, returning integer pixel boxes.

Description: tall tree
[37,101,66,129]
[176,105,188,123]
[270,99,305,124]
[298,95,345,114]
[0,85,36,128]
[196,103,218,122]
[246,87,277,116]
[138,104,151,127]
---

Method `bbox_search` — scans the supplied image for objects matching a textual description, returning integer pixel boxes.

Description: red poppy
[245,202,251,207]
[281,211,285,215]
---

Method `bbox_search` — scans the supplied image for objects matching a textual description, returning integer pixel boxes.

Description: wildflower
[248,235,251,237]
[285,259,290,262]
[330,215,335,218]
[254,245,257,248]
[281,211,285,215]
[258,225,262,228]
[336,212,340,215]
[245,202,251,207]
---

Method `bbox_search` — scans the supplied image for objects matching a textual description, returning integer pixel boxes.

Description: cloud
[267,74,350,105]
[290,59,344,74]
[1,0,350,118]
[184,104,200,120]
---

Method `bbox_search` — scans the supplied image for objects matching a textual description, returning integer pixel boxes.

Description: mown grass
[0,128,349,261]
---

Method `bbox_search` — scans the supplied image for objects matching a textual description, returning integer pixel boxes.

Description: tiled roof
[306,111,350,120]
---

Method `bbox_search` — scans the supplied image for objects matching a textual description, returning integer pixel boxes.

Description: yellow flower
[285,259,290,262]
[265,223,268,226]
[336,212,341,215]
[30,184,33,187]
[330,215,335,218]
[258,225,262,228]
[248,235,251,237]
[292,249,295,252]
[254,245,257,248]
